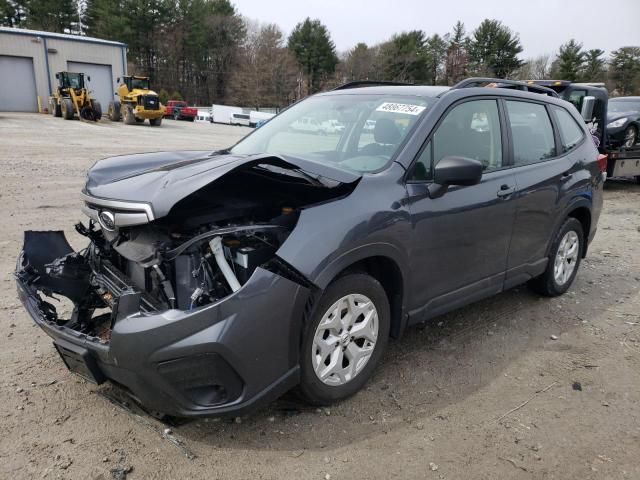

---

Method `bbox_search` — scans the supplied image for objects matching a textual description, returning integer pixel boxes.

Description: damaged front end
[15,153,358,416]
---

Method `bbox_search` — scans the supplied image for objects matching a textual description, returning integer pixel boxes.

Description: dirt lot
[1,113,639,480]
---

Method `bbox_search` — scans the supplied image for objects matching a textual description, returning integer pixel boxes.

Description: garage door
[0,56,38,112]
[67,61,113,112]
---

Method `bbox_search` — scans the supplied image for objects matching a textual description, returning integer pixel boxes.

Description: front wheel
[623,125,638,148]
[529,218,584,297]
[298,273,390,405]
[149,117,162,126]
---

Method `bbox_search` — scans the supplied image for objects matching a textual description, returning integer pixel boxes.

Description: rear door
[406,98,517,317]
[504,99,582,287]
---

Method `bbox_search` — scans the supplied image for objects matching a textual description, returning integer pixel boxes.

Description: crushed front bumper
[15,231,309,417]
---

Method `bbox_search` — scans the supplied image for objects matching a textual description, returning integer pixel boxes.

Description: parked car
[320,119,345,134]
[210,104,242,124]
[607,96,640,148]
[16,79,604,418]
[291,116,322,133]
[231,112,251,126]
[164,100,197,121]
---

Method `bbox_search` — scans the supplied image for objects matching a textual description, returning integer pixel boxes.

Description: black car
[16,79,604,418]
[607,96,640,148]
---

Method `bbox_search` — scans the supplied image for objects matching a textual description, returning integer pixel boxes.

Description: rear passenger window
[552,106,585,152]
[505,101,556,165]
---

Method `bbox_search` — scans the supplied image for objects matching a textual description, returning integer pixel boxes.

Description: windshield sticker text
[376,102,426,115]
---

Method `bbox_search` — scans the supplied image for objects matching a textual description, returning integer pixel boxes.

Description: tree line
[2,0,640,107]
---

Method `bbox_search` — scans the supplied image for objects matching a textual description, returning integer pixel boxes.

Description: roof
[609,96,640,101]
[0,26,126,48]
[319,85,450,97]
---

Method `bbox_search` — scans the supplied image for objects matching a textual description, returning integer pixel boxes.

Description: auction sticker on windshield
[376,102,426,115]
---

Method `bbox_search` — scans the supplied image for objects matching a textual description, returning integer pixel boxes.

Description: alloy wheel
[553,230,580,286]
[311,293,379,386]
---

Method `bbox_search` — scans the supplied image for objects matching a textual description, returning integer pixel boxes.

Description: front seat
[360,118,402,156]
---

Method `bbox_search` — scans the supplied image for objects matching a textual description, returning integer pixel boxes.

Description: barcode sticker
[376,102,426,115]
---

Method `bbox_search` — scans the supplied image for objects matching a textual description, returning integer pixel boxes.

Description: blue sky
[234,0,640,58]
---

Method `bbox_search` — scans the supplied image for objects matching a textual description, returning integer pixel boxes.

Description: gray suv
[16,79,604,417]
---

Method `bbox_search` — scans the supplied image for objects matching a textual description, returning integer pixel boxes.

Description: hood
[84,150,361,220]
[607,111,637,123]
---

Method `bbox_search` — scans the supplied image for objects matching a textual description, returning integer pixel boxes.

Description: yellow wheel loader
[108,76,165,126]
[49,72,102,121]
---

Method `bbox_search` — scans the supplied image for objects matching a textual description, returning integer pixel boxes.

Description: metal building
[0,27,127,112]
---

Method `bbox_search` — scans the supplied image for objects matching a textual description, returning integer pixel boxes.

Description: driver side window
[410,100,503,181]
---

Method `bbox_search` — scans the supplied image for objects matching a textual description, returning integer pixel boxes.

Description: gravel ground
[0,113,639,480]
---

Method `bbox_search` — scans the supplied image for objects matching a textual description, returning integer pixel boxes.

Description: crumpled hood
[84,150,361,220]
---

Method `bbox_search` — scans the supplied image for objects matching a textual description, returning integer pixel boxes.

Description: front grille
[142,95,160,110]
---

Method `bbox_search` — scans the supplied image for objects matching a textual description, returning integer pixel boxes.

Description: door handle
[496,184,515,198]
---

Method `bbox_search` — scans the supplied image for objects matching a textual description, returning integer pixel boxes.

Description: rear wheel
[108,101,121,121]
[623,125,638,148]
[90,100,102,120]
[298,274,390,405]
[149,117,162,126]
[173,111,180,121]
[529,218,584,297]
[61,98,74,120]
[135,118,145,123]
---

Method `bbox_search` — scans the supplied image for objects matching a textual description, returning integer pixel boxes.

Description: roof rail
[451,77,559,97]
[332,80,413,91]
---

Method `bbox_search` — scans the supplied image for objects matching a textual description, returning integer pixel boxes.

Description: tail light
[597,154,608,173]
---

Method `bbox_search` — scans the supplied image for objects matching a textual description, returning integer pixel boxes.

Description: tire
[298,273,390,405]
[49,98,61,117]
[174,111,180,121]
[108,101,121,121]
[149,117,162,126]
[90,100,102,120]
[623,125,638,148]
[635,176,640,185]
[135,118,145,123]
[188,117,195,122]
[123,105,136,125]
[61,98,74,120]
[529,218,584,297]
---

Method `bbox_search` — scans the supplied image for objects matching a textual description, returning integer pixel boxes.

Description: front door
[405,98,517,318]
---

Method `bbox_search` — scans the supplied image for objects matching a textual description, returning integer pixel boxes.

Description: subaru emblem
[98,210,116,231]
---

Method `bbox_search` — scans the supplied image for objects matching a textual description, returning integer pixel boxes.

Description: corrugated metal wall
[0,29,126,112]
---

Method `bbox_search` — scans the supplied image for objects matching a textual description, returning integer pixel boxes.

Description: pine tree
[580,49,606,82]
[26,0,76,33]
[288,18,339,94]
[553,39,584,82]
[1,0,27,27]
[609,47,640,95]
[468,19,524,78]
[445,21,468,84]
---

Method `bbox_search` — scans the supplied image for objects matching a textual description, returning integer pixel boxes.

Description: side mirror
[55,73,60,79]
[116,77,120,83]
[87,75,91,82]
[581,96,595,121]
[428,156,483,198]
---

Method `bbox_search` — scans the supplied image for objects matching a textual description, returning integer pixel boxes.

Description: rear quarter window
[552,106,585,152]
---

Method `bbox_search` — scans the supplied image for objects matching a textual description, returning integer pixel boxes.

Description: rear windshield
[231,94,435,173]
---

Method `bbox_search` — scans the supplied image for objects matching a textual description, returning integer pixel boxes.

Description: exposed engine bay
[17,157,357,343]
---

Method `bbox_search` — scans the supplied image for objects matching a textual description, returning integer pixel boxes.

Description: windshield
[62,73,83,89]
[131,78,150,90]
[609,99,640,113]
[230,94,434,172]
